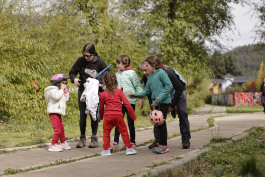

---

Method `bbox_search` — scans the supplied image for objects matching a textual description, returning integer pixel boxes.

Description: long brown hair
[102,71,118,95]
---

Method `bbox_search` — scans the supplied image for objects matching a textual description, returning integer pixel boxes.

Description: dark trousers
[114,104,136,144]
[154,90,191,142]
[262,96,265,112]
[153,104,169,146]
[177,90,191,141]
[78,87,99,136]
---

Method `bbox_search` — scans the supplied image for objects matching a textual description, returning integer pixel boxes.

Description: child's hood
[44,86,58,100]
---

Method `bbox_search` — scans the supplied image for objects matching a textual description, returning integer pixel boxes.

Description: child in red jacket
[99,72,137,156]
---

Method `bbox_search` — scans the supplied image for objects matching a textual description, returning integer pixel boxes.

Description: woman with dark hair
[69,43,109,148]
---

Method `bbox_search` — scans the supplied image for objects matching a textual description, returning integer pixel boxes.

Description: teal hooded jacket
[134,68,173,106]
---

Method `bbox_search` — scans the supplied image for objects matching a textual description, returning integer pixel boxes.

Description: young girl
[44,74,71,152]
[128,55,173,154]
[98,72,137,156]
[113,55,143,149]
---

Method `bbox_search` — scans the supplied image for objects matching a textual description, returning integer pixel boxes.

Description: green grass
[0,113,172,149]
[172,126,265,177]
[225,105,263,113]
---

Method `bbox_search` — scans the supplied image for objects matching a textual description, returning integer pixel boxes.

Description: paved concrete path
[1,106,265,177]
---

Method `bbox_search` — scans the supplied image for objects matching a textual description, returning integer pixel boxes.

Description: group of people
[44,43,191,156]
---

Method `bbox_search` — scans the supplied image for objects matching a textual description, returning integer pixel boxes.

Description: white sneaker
[48,144,63,152]
[100,149,112,156]
[59,142,71,150]
[126,147,137,155]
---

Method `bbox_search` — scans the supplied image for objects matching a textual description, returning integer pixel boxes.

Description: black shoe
[182,140,190,149]
[148,140,159,149]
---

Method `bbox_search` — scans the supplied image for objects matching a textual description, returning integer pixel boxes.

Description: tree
[242,79,257,92]
[256,61,265,92]
[112,0,245,74]
[252,0,265,43]
[0,0,149,124]
[231,44,265,76]
[225,52,242,76]
[210,51,226,78]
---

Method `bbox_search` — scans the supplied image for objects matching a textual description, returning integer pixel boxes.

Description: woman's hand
[139,98,144,109]
[74,78,81,86]
[155,99,160,103]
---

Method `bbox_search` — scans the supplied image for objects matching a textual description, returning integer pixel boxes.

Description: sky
[216,2,259,49]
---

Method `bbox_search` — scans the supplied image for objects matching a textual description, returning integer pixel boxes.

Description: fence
[211,92,262,106]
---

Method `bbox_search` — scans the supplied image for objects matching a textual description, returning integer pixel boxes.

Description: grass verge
[171,126,265,177]
[225,105,263,113]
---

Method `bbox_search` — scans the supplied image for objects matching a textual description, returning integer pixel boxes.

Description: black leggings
[78,87,99,136]
[153,104,169,146]
[114,104,136,144]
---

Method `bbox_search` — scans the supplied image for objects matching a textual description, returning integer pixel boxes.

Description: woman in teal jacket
[129,55,173,154]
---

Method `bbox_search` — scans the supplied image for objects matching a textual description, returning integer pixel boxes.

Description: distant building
[210,73,257,94]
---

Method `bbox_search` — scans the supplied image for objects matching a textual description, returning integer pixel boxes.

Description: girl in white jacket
[44,74,71,152]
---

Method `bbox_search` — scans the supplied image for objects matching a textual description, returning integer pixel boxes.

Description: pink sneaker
[48,144,63,152]
[59,141,72,150]
[152,144,169,154]
[112,142,118,150]
[130,142,136,149]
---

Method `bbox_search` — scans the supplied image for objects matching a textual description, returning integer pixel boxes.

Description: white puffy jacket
[44,86,69,116]
[80,78,99,121]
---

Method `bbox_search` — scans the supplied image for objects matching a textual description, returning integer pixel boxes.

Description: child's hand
[74,78,81,86]
[64,88,68,94]
[99,84,104,88]
[155,99,160,103]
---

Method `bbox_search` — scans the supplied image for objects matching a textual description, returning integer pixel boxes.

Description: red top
[99,88,137,121]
